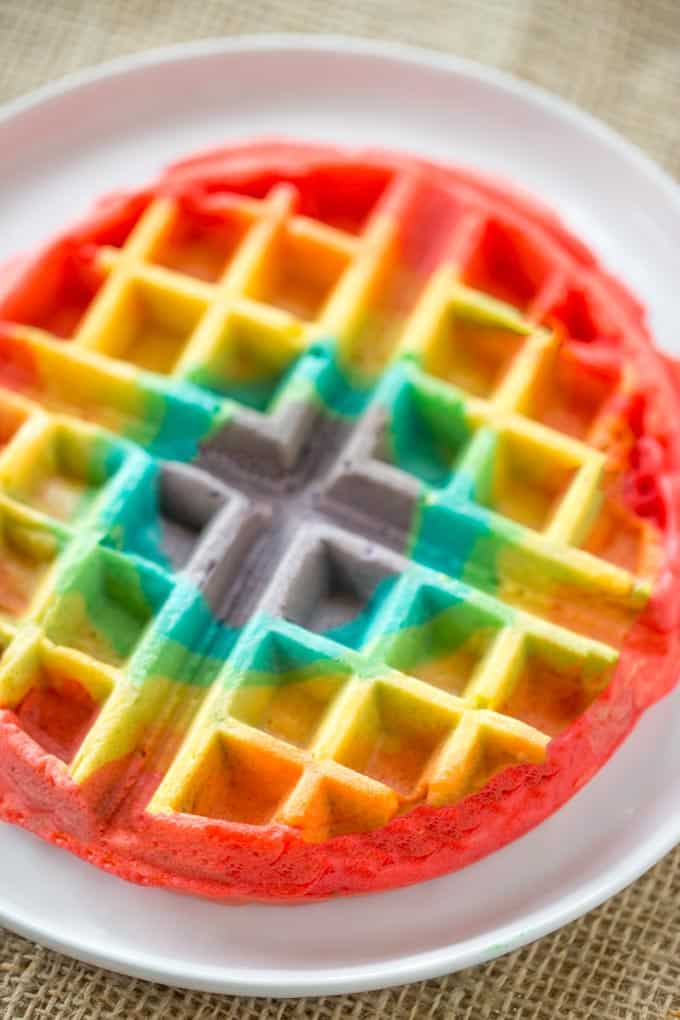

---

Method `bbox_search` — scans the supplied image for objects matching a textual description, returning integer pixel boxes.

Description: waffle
[0,140,678,901]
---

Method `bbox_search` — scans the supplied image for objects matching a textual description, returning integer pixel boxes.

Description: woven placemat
[0,1,679,1016]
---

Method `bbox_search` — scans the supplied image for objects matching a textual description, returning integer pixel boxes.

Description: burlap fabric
[0,1,679,1015]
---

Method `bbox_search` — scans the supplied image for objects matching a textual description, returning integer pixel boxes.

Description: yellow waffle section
[399,271,542,401]
[0,325,164,442]
[65,171,510,397]
[146,667,546,842]
[0,494,67,625]
[396,273,660,593]
[70,186,367,398]
[398,270,641,467]
[148,603,616,842]
[0,412,123,526]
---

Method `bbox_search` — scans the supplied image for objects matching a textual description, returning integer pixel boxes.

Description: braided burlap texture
[0,1,679,1016]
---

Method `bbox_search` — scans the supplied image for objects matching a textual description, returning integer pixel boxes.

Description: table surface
[0,2,679,1017]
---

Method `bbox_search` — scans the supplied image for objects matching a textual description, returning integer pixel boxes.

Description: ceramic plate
[0,35,679,997]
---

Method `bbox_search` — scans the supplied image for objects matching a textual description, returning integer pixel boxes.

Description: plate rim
[0,32,679,997]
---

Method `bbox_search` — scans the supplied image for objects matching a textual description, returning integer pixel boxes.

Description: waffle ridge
[0,142,675,898]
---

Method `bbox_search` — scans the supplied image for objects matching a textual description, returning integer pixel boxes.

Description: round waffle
[0,140,678,901]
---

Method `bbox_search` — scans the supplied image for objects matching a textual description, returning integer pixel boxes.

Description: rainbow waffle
[0,140,678,901]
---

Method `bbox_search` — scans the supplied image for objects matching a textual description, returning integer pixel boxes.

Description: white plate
[0,35,679,998]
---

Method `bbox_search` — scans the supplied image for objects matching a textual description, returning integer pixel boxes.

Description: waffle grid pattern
[150,529,617,839]
[0,163,658,842]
